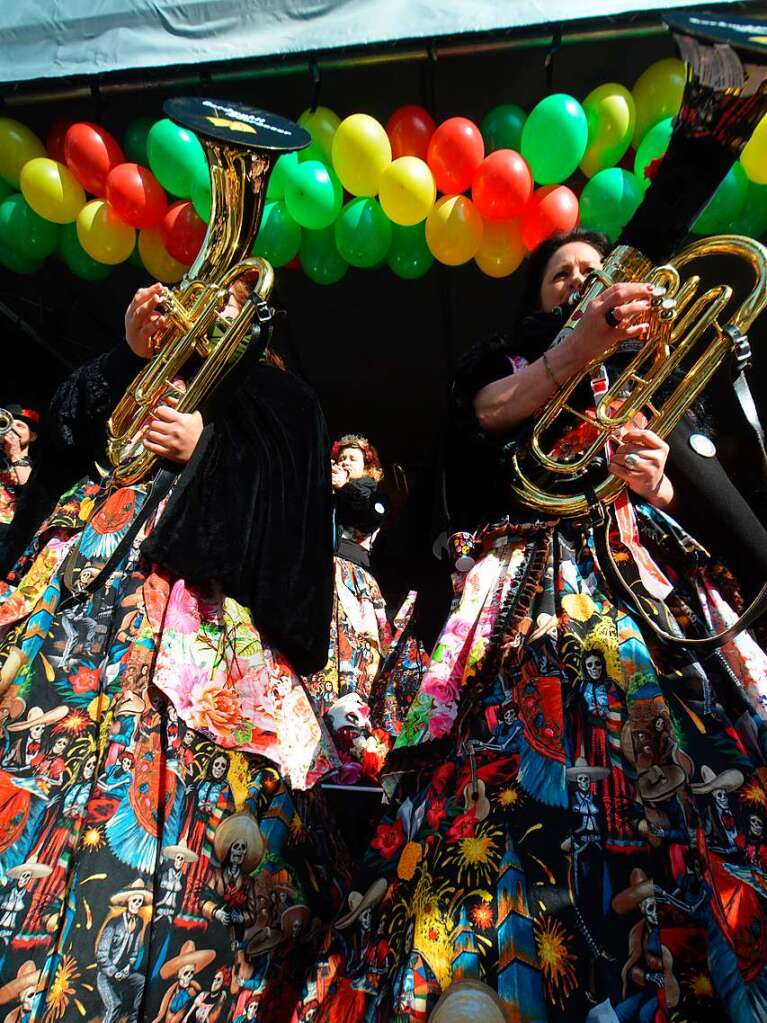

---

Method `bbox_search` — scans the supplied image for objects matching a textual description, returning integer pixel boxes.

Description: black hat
[4,405,41,431]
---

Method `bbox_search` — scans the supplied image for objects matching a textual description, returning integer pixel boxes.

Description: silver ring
[624,452,640,469]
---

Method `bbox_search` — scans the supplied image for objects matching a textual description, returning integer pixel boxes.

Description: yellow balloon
[425,195,484,266]
[77,199,135,264]
[139,227,186,283]
[379,157,436,226]
[0,118,46,188]
[580,83,635,177]
[20,157,85,224]
[331,114,391,197]
[298,106,341,162]
[741,115,767,185]
[475,218,525,278]
[632,58,685,146]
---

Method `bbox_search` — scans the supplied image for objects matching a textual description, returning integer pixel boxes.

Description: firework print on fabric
[291,511,767,1023]
[0,475,348,1023]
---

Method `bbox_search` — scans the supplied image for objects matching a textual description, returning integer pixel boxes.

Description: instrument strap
[590,499,767,650]
[57,419,216,601]
[59,466,178,611]
[589,363,673,600]
[728,327,767,477]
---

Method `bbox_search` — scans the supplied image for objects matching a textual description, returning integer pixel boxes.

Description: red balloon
[64,122,125,197]
[161,200,206,265]
[521,185,580,250]
[427,117,485,195]
[472,150,533,220]
[47,118,73,163]
[106,163,168,229]
[386,104,437,161]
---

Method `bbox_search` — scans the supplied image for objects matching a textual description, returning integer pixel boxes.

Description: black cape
[1,342,334,676]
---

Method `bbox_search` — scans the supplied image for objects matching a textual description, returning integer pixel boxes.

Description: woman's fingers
[603,282,655,305]
[619,428,668,450]
[623,323,651,339]
[609,298,652,323]
[151,405,183,424]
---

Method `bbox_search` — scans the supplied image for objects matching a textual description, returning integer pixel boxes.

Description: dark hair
[519,229,611,318]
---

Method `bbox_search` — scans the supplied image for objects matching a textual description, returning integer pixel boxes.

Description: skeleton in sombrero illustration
[157,839,199,922]
[3,705,68,774]
[610,868,679,1021]
[95,878,153,1023]
[152,940,215,1023]
[691,763,744,855]
[200,813,263,946]
[0,961,40,1023]
[0,856,51,948]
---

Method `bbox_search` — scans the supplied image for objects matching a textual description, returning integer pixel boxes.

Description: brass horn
[510,235,767,518]
[0,409,14,438]
[106,98,309,484]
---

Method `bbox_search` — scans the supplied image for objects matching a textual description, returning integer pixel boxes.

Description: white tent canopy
[0,0,743,86]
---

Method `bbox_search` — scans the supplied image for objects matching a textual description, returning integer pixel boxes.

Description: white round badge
[689,433,716,458]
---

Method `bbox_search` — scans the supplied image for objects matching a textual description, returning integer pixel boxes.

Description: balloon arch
[1,56,767,284]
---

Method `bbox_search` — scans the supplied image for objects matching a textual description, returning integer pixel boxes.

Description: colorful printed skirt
[0,476,346,1023]
[303,560,426,785]
[293,504,767,1023]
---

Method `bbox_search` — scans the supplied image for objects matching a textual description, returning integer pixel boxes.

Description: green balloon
[58,222,113,280]
[730,179,767,238]
[521,94,588,184]
[634,117,672,190]
[0,241,42,274]
[190,158,212,223]
[481,104,527,154]
[387,222,433,279]
[252,200,301,267]
[0,193,58,261]
[334,198,392,269]
[0,178,12,203]
[123,115,156,166]
[298,140,325,164]
[267,152,299,200]
[147,118,207,199]
[300,225,348,285]
[692,162,749,235]
[284,160,343,230]
[579,168,643,241]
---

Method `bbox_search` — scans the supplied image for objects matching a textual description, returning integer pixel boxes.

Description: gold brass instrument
[0,409,14,437]
[511,236,767,518]
[106,98,309,484]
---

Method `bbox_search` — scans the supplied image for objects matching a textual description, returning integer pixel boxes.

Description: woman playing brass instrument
[297,18,767,1019]
[297,231,767,1023]
[0,276,346,1023]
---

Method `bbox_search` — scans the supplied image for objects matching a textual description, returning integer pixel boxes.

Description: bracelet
[542,351,564,392]
[11,458,30,468]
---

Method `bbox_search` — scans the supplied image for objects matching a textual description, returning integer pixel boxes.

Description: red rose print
[371,817,406,860]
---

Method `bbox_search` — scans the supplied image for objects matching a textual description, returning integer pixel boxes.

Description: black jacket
[1,342,334,675]
[374,310,767,650]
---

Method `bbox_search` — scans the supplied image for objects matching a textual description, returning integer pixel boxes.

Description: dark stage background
[2,25,766,515]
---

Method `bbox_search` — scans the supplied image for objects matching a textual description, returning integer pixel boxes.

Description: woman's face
[12,421,33,447]
[336,447,366,480]
[539,241,604,313]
